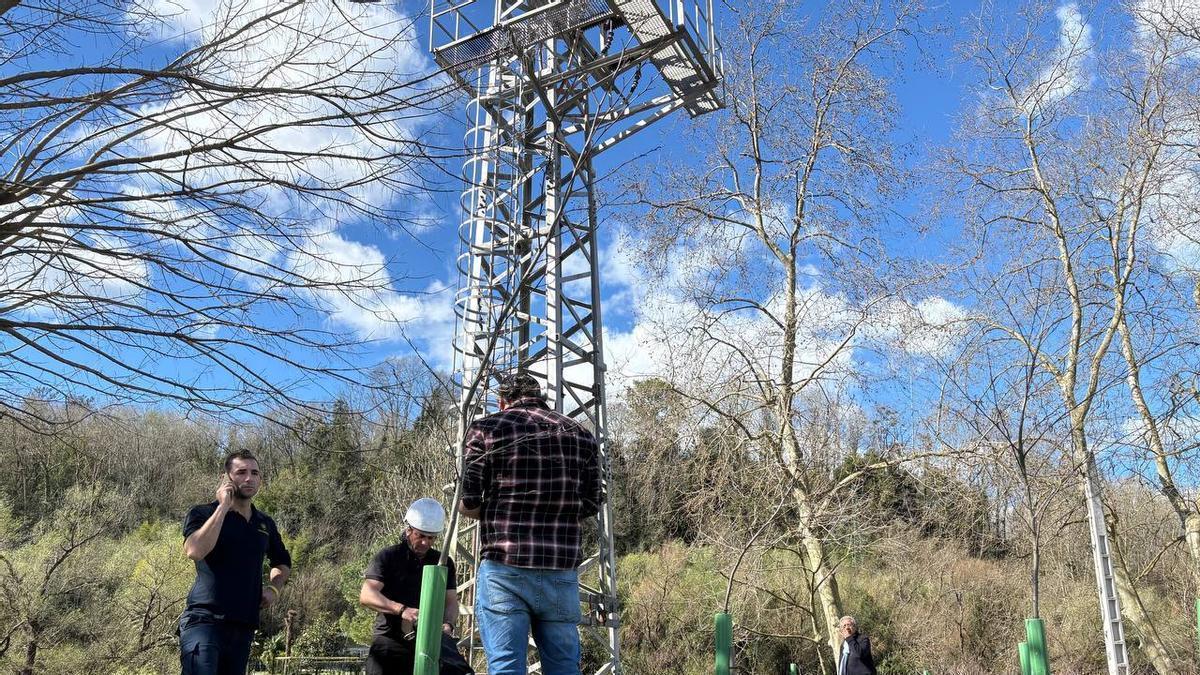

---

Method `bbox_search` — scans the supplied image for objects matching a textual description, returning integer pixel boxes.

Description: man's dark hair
[223,448,258,474]
[497,371,543,401]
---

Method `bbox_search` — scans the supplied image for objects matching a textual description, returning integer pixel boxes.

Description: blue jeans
[475,560,581,675]
[179,617,255,675]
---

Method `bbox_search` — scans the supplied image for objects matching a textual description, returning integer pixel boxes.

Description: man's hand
[261,585,279,608]
[184,488,235,561]
[400,605,419,622]
[216,477,235,509]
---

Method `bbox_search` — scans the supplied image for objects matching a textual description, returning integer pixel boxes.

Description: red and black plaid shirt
[461,397,603,570]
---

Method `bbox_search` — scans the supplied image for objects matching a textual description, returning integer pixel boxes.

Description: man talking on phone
[179,449,291,675]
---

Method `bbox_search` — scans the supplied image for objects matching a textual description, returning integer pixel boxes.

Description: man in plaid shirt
[459,371,603,675]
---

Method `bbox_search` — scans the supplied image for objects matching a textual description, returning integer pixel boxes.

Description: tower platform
[431,0,721,117]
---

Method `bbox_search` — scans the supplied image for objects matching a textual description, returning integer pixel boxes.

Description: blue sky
[7,0,1199,433]
[399,1,985,364]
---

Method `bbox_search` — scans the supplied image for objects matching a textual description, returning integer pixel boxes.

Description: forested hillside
[0,364,1195,674]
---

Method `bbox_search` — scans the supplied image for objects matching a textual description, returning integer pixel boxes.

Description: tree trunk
[1185,512,1200,583]
[1118,316,1200,587]
[1067,405,1175,674]
[20,633,36,675]
[1187,512,1200,662]
[1107,511,1176,675]
[1030,519,1041,619]
[807,536,844,673]
[795,488,843,671]
[1116,314,1200,660]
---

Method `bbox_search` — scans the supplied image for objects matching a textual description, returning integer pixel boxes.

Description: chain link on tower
[429,1,722,672]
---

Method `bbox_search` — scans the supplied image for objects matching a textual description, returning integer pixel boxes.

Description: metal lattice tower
[429,1,722,672]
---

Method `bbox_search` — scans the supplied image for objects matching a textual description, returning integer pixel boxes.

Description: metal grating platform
[432,0,721,118]
[608,0,721,116]
[433,0,615,73]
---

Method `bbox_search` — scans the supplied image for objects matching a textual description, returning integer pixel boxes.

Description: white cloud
[1147,216,1200,275]
[1020,3,1094,114]
[867,296,969,360]
[599,224,862,401]
[1119,412,1200,451]
[108,0,448,343]
[136,0,221,38]
[0,190,452,346]
[1132,0,1200,49]
[604,289,704,386]
[599,223,967,406]
[124,0,431,206]
[1117,2,1200,281]
[1139,122,1200,279]
[288,229,455,341]
[917,296,968,328]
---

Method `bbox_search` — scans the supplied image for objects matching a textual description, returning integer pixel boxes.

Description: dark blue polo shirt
[182,501,291,627]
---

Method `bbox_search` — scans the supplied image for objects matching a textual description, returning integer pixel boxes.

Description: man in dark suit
[837,615,877,675]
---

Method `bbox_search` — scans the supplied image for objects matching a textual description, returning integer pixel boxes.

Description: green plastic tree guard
[412,565,448,675]
[714,613,732,675]
[1025,618,1050,675]
[788,664,799,675]
[1019,641,1031,675]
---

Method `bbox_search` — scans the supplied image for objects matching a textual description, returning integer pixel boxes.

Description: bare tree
[0,0,455,422]
[937,333,1075,620]
[1113,0,1200,572]
[949,1,1200,670]
[621,0,929,666]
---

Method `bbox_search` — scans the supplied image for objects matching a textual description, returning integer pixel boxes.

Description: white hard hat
[404,498,445,534]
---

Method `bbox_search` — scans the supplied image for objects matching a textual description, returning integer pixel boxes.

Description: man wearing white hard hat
[358,498,474,674]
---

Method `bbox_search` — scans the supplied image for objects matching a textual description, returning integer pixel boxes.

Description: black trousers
[179,618,255,675]
[366,634,474,675]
